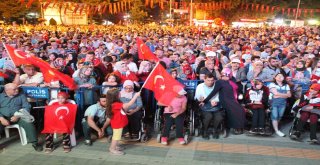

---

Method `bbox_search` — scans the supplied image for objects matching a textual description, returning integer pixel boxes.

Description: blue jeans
[271,104,286,121]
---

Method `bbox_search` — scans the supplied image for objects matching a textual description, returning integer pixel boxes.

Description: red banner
[293,9,296,17]
[266,5,270,13]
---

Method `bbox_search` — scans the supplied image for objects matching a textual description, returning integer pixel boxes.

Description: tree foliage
[129,0,148,23]
[0,0,39,20]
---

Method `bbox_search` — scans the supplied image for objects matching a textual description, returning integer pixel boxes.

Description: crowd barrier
[0,80,311,133]
[0,79,311,112]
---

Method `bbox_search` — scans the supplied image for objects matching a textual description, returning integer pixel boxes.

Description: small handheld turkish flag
[42,103,77,134]
[143,63,185,106]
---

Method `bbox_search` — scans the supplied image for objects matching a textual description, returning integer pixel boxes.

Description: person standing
[269,73,291,137]
[105,88,141,155]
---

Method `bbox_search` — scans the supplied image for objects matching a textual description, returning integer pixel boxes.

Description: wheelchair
[193,106,227,139]
[154,105,192,144]
[288,98,320,142]
[123,108,149,143]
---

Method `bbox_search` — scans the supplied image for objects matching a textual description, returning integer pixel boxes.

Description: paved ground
[1,122,320,165]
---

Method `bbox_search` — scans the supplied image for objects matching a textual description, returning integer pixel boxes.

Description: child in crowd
[105,88,141,155]
[269,73,291,137]
[102,73,120,94]
[245,79,269,135]
[42,92,76,153]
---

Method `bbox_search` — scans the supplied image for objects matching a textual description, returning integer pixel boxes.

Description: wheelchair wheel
[140,133,148,143]
[156,134,161,143]
[154,108,161,132]
[194,128,200,137]
[184,134,189,144]
[289,126,295,136]
[189,109,194,135]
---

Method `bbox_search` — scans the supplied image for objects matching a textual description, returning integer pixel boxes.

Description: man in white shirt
[18,64,44,87]
[195,73,223,139]
[114,53,138,73]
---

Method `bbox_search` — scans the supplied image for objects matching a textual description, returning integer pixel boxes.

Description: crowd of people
[0,24,320,155]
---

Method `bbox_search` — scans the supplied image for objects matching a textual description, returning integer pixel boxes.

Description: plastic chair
[53,129,76,147]
[5,124,28,145]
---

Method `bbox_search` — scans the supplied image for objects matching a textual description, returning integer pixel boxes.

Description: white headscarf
[120,80,134,99]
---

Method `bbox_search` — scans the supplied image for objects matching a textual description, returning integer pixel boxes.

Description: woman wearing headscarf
[120,80,143,139]
[202,68,245,135]
[74,66,97,109]
[288,60,311,99]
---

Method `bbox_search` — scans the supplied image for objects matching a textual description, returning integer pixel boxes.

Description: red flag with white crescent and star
[143,63,185,106]
[136,38,159,62]
[42,103,77,134]
[4,44,30,66]
[4,44,77,90]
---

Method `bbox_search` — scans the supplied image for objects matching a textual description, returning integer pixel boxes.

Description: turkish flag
[143,63,184,106]
[136,38,159,62]
[42,103,77,134]
[0,71,8,79]
[31,58,77,90]
[5,45,77,90]
[4,44,30,66]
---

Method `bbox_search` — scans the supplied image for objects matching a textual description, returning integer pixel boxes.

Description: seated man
[82,94,112,145]
[0,83,43,151]
[194,73,223,139]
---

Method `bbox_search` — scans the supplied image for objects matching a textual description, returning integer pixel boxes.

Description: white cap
[206,51,216,57]
[185,49,193,54]
[229,54,238,60]
[231,58,241,63]
[254,60,263,65]
[308,54,315,59]
[123,80,134,88]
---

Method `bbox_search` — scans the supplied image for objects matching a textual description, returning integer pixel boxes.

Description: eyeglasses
[124,87,133,90]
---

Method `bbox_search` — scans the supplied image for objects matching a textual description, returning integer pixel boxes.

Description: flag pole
[2,43,17,68]
[139,62,160,92]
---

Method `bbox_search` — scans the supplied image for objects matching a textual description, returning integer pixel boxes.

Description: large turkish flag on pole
[3,44,30,66]
[4,44,77,90]
[42,103,78,134]
[142,63,185,106]
[136,38,159,62]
